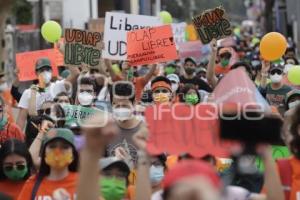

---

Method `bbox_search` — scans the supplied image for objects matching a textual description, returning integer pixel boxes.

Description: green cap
[43,128,74,147]
[35,58,52,71]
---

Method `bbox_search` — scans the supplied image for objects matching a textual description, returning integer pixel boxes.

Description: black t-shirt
[180,76,212,92]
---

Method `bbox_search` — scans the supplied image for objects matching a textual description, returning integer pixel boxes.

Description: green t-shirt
[266,83,292,107]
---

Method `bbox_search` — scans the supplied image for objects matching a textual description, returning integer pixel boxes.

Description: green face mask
[185,94,199,105]
[0,116,7,131]
[220,59,230,67]
[165,66,176,75]
[126,68,134,80]
[100,177,126,200]
[4,165,28,181]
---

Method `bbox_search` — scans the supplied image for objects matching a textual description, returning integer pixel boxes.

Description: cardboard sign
[193,7,232,44]
[127,25,178,66]
[178,41,211,64]
[145,104,231,157]
[171,22,187,46]
[64,29,103,68]
[102,12,161,60]
[63,105,97,125]
[16,49,59,81]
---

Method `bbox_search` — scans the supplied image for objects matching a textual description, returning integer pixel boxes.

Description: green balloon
[159,11,173,24]
[288,65,300,85]
[41,20,62,43]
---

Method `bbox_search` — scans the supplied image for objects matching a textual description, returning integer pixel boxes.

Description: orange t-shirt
[0,180,26,200]
[215,65,231,76]
[17,172,78,200]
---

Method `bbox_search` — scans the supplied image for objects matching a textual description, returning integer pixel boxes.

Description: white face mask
[284,64,293,74]
[289,100,300,109]
[78,92,94,106]
[0,83,8,92]
[112,107,133,121]
[42,71,52,84]
[171,83,179,93]
[270,74,283,83]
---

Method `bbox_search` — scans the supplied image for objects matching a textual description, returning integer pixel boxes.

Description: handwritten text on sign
[64,29,102,67]
[193,7,232,44]
[127,25,178,66]
[102,12,161,60]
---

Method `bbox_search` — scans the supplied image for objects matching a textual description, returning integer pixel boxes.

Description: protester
[151,76,173,104]
[0,139,34,200]
[76,76,97,107]
[179,84,201,105]
[54,92,72,105]
[166,74,180,102]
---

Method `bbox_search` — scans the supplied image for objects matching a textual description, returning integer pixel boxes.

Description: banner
[171,22,187,46]
[192,6,232,44]
[145,104,231,157]
[102,12,161,60]
[178,41,211,64]
[64,29,103,68]
[63,105,97,125]
[16,49,59,81]
[127,25,178,66]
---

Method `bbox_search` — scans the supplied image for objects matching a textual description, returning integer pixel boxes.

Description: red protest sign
[127,25,178,66]
[16,49,59,81]
[145,104,231,157]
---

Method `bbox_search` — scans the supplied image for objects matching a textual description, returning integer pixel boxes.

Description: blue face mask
[149,165,164,184]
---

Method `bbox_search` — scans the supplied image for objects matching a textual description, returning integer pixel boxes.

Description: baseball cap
[184,57,197,66]
[35,58,52,71]
[285,89,300,104]
[99,157,130,175]
[270,64,284,73]
[196,67,207,74]
[43,128,74,147]
[162,160,222,190]
[167,74,180,84]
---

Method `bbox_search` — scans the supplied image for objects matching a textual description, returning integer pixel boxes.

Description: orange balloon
[260,32,287,61]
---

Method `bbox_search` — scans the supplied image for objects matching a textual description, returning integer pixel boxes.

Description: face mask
[185,67,195,75]
[100,177,126,200]
[220,59,230,67]
[42,71,52,84]
[171,83,179,93]
[78,92,94,106]
[45,148,73,169]
[153,93,170,103]
[112,107,133,121]
[185,94,199,105]
[0,116,8,131]
[284,64,293,74]
[4,165,28,181]
[165,67,176,75]
[149,165,164,184]
[289,100,300,109]
[0,83,8,92]
[74,135,85,151]
[270,74,283,83]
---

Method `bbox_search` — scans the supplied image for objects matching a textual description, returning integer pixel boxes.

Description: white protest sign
[103,12,161,60]
[171,22,187,46]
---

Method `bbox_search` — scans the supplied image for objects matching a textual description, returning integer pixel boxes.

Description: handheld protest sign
[192,6,232,44]
[127,25,178,66]
[64,29,103,68]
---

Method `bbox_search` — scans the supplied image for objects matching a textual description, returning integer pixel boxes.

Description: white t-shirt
[18,80,67,111]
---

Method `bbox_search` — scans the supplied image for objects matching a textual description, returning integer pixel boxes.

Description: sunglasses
[3,164,26,171]
[220,53,232,59]
[38,108,51,116]
[270,69,283,75]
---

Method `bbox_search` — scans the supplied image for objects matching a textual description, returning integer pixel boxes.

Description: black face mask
[185,67,195,75]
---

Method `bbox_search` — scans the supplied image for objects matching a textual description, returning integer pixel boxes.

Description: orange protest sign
[127,25,178,66]
[145,104,231,157]
[16,49,59,81]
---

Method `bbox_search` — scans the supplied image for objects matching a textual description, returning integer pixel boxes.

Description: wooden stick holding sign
[127,25,178,66]
[64,29,103,68]
[192,6,232,44]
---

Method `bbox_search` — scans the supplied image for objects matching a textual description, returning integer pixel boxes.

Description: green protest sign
[256,145,291,171]
[63,105,97,125]
[64,29,103,67]
[192,7,232,44]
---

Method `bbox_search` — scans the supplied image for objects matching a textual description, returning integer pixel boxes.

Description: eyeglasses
[270,69,283,75]
[153,89,169,94]
[3,164,26,171]
[38,108,51,116]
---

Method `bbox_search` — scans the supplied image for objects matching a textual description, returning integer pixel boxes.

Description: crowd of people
[0,19,299,200]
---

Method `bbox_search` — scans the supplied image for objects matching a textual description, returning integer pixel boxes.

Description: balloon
[159,11,173,24]
[259,32,287,61]
[41,20,62,43]
[287,65,300,85]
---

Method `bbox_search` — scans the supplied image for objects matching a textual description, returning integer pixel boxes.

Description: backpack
[277,159,293,200]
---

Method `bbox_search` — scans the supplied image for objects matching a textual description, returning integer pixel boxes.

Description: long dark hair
[289,105,300,159]
[179,84,201,104]
[0,139,34,180]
